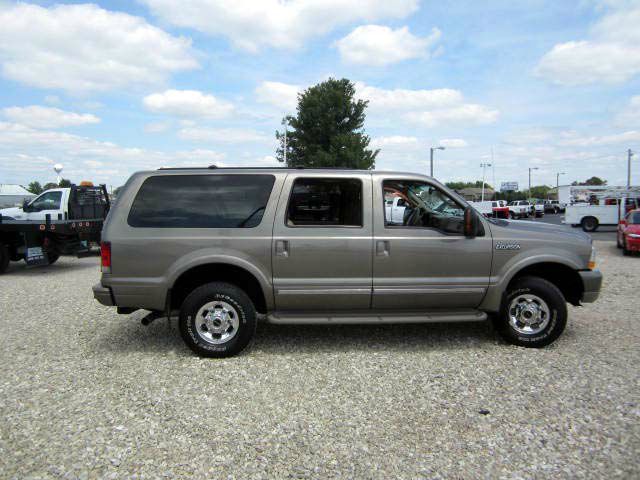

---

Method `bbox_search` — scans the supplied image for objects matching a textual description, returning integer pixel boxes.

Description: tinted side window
[128,174,275,228]
[286,178,362,227]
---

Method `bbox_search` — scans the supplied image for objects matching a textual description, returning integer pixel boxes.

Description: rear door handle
[376,240,390,257]
[275,240,289,257]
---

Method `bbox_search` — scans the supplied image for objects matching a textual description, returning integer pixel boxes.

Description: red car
[617,209,640,255]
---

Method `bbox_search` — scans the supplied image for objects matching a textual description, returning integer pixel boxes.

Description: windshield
[630,212,640,224]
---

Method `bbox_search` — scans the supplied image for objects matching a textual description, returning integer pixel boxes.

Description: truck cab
[0,188,69,221]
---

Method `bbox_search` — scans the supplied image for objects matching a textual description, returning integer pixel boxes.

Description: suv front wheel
[179,282,257,358]
[495,276,567,348]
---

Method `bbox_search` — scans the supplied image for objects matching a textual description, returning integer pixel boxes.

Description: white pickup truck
[564,197,640,231]
[384,196,408,224]
[507,201,530,219]
[0,185,110,273]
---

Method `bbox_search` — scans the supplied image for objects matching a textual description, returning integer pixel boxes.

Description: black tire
[509,212,515,219]
[623,238,631,256]
[179,282,256,358]
[617,234,623,248]
[581,216,598,232]
[0,244,9,274]
[494,276,567,348]
[47,252,60,265]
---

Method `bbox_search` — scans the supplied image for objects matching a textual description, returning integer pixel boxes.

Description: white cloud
[141,0,418,52]
[255,81,301,111]
[558,129,640,146]
[357,83,499,127]
[535,4,640,85]
[615,95,640,126]
[0,121,230,184]
[335,25,440,66]
[2,106,100,129]
[144,121,172,134]
[178,127,269,143]
[0,3,197,92]
[143,90,234,118]
[439,138,468,148]
[370,136,419,149]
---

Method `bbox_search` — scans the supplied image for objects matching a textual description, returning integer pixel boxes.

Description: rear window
[128,174,275,228]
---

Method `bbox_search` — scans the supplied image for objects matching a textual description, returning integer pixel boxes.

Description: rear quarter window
[127,174,275,228]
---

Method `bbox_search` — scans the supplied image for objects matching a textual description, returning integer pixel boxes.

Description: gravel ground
[0,240,638,479]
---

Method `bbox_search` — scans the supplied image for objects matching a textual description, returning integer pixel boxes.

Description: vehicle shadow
[0,258,99,277]
[94,313,501,357]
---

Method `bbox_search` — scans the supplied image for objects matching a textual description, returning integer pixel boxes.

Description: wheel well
[170,263,267,313]
[508,262,583,306]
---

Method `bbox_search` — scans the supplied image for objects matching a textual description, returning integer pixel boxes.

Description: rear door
[271,172,373,311]
[372,175,492,310]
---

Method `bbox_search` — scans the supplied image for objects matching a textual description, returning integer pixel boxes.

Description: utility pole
[528,167,539,198]
[628,149,635,189]
[430,146,445,177]
[556,172,565,189]
[480,163,491,201]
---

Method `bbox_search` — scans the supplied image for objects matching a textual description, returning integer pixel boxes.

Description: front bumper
[93,283,115,306]
[579,270,603,303]
[625,237,640,251]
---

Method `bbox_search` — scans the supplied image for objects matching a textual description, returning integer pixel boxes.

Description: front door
[24,190,64,221]
[272,173,373,311]
[372,176,492,310]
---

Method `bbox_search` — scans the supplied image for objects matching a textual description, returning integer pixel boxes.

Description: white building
[0,184,35,208]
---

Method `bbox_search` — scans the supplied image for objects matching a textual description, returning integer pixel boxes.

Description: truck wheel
[581,216,598,232]
[47,252,60,265]
[509,212,515,219]
[495,276,567,348]
[179,282,256,358]
[0,244,9,274]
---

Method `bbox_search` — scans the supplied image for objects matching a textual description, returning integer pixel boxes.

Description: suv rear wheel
[179,282,257,358]
[495,276,567,348]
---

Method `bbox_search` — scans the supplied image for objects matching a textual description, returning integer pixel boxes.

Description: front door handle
[376,240,390,257]
[275,240,289,257]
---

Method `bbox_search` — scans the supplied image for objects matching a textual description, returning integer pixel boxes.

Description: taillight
[100,241,111,273]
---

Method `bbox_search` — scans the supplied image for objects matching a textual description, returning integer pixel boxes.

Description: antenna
[53,163,63,184]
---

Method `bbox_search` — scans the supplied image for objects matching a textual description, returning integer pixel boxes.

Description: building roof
[0,184,33,195]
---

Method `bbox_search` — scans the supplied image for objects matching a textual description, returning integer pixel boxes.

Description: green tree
[445,181,494,191]
[276,78,378,169]
[58,178,72,188]
[27,181,43,195]
[43,182,59,190]
[572,176,607,186]
[528,185,551,199]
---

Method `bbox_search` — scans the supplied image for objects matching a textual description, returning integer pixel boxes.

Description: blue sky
[0,0,639,190]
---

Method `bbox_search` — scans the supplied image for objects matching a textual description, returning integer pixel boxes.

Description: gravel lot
[1,239,638,479]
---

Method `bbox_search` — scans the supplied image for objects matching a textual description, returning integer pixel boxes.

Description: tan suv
[94,168,602,357]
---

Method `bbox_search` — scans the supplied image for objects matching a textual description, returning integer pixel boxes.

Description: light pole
[556,172,566,189]
[480,163,492,201]
[628,149,635,189]
[430,146,445,177]
[528,167,539,199]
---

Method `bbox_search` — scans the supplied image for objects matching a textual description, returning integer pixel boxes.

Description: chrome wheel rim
[508,294,551,335]
[195,301,239,344]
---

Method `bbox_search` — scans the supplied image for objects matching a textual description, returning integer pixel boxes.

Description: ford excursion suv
[93,168,602,357]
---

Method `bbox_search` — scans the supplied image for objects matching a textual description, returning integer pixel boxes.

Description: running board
[266,310,487,325]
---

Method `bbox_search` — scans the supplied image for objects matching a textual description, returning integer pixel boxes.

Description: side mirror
[464,206,478,238]
[22,199,31,212]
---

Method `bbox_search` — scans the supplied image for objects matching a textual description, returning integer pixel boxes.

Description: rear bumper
[93,283,114,306]
[579,270,603,303]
